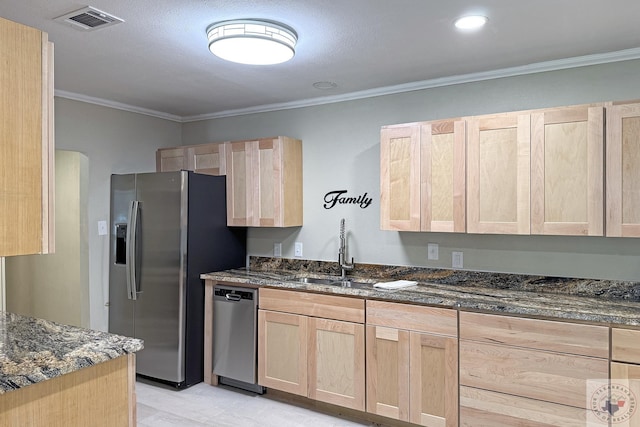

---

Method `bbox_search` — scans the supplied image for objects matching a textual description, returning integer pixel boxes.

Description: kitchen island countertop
[201,257,640,327]
[0,312,143,393]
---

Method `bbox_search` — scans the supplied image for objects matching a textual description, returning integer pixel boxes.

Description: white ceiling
[2,1,640,121]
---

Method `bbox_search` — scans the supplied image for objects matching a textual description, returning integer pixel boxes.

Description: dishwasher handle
[225,293,242,302]
[214,287,256,302]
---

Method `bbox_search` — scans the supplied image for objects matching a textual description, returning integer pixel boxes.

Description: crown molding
[54,90,183,122]
[58,47,640,123]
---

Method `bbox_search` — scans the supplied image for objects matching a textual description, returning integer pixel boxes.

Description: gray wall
[46,60,640,331]
[55,98,182,330]
[183,59,640,283]
[6,150,89,327]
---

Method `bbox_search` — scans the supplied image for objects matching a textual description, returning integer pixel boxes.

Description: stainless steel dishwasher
[213,285,264,394]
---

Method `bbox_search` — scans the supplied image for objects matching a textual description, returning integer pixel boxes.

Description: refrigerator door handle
[126,200,140,300]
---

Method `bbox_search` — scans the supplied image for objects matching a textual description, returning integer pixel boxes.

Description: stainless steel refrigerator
[108,171,246,388]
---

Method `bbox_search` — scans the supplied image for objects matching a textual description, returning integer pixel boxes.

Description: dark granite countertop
[201,257,640,327]
[0,312,143,394]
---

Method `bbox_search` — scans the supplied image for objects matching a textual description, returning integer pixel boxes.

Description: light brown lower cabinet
[459,311,610,427]
[257,288,365,411]
[610,362,640,427]
[0,354,136,426]
[366,301,458,427]
[611,327,640,427]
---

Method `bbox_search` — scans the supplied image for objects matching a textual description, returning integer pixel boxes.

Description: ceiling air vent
[54,6,124,31]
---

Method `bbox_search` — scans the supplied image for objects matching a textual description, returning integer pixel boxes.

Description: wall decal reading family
[324,190,373,209]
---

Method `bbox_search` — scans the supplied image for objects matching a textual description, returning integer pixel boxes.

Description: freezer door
[134,171,188,383]
[109,174,136,338]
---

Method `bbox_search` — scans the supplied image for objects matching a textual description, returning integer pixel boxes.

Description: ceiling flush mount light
[313,81,338,90]
[454,15,488,31]
[206,19,297,65]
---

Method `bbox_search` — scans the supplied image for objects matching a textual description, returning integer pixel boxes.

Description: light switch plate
[427,243,439,260]
[98,220,108,236]
[452,251,463,269]
[273,243,282,257]
[294,242,303,257]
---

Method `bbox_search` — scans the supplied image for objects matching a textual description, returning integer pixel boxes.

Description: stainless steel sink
[333,279,371,288]
[291,276,372,289]
[295,277,337,285]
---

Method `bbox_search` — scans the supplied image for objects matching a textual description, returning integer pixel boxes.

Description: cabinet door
[249,137,302,227]
[366,325,410,421]
[269,136,302,227]
[531,105,604,235]
[156,147,187,172]
[380,125,421,231]
[225,140,255,226]
[421,120,466,232]
[257,309,307,396]
[186,143,226,175]
[611,362,640,427]
[254,138,285,227]
[410,332,458,427]
[0,18,53,256]
[467,113,531,234]
[308,317,365,411]
[607,103,640,237]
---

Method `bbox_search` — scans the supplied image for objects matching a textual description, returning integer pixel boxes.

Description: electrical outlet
[294,242,303,257]
[273,243,282,257]
[98,220,108,236]
[452,251,463,269]
[427,243,439,260]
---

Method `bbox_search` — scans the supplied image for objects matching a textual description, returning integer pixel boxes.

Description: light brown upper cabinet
[606,102,640,237]
[531,105,604,236]
[156,142,227,175]
[187,143,226,175]
[380,125,420,231]
[0,17,54,256]
[156,147,187,172]
[380,119,465,232]
[226,136,302,227]
[467,112,531,234]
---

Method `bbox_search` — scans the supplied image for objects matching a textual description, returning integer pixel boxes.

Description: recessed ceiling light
[206,19,297,65]
[454,15,488,31]
[313,81,338,90]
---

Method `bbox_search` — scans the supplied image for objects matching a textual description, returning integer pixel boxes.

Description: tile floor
[136,380,376,427]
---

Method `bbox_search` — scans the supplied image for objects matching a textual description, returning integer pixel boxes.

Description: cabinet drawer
[460,386,607,427]
[366,300,457,336]
[459,341,608,409]
[259,288,364,323]
[460,311,609,358]
[612,328,640,364]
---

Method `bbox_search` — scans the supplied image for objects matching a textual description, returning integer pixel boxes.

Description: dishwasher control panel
[214,287,254,300]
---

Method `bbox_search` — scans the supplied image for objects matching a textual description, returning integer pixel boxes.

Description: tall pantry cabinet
[0,17,55,256]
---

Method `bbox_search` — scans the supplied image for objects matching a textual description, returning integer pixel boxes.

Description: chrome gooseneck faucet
[338,218,355,278]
